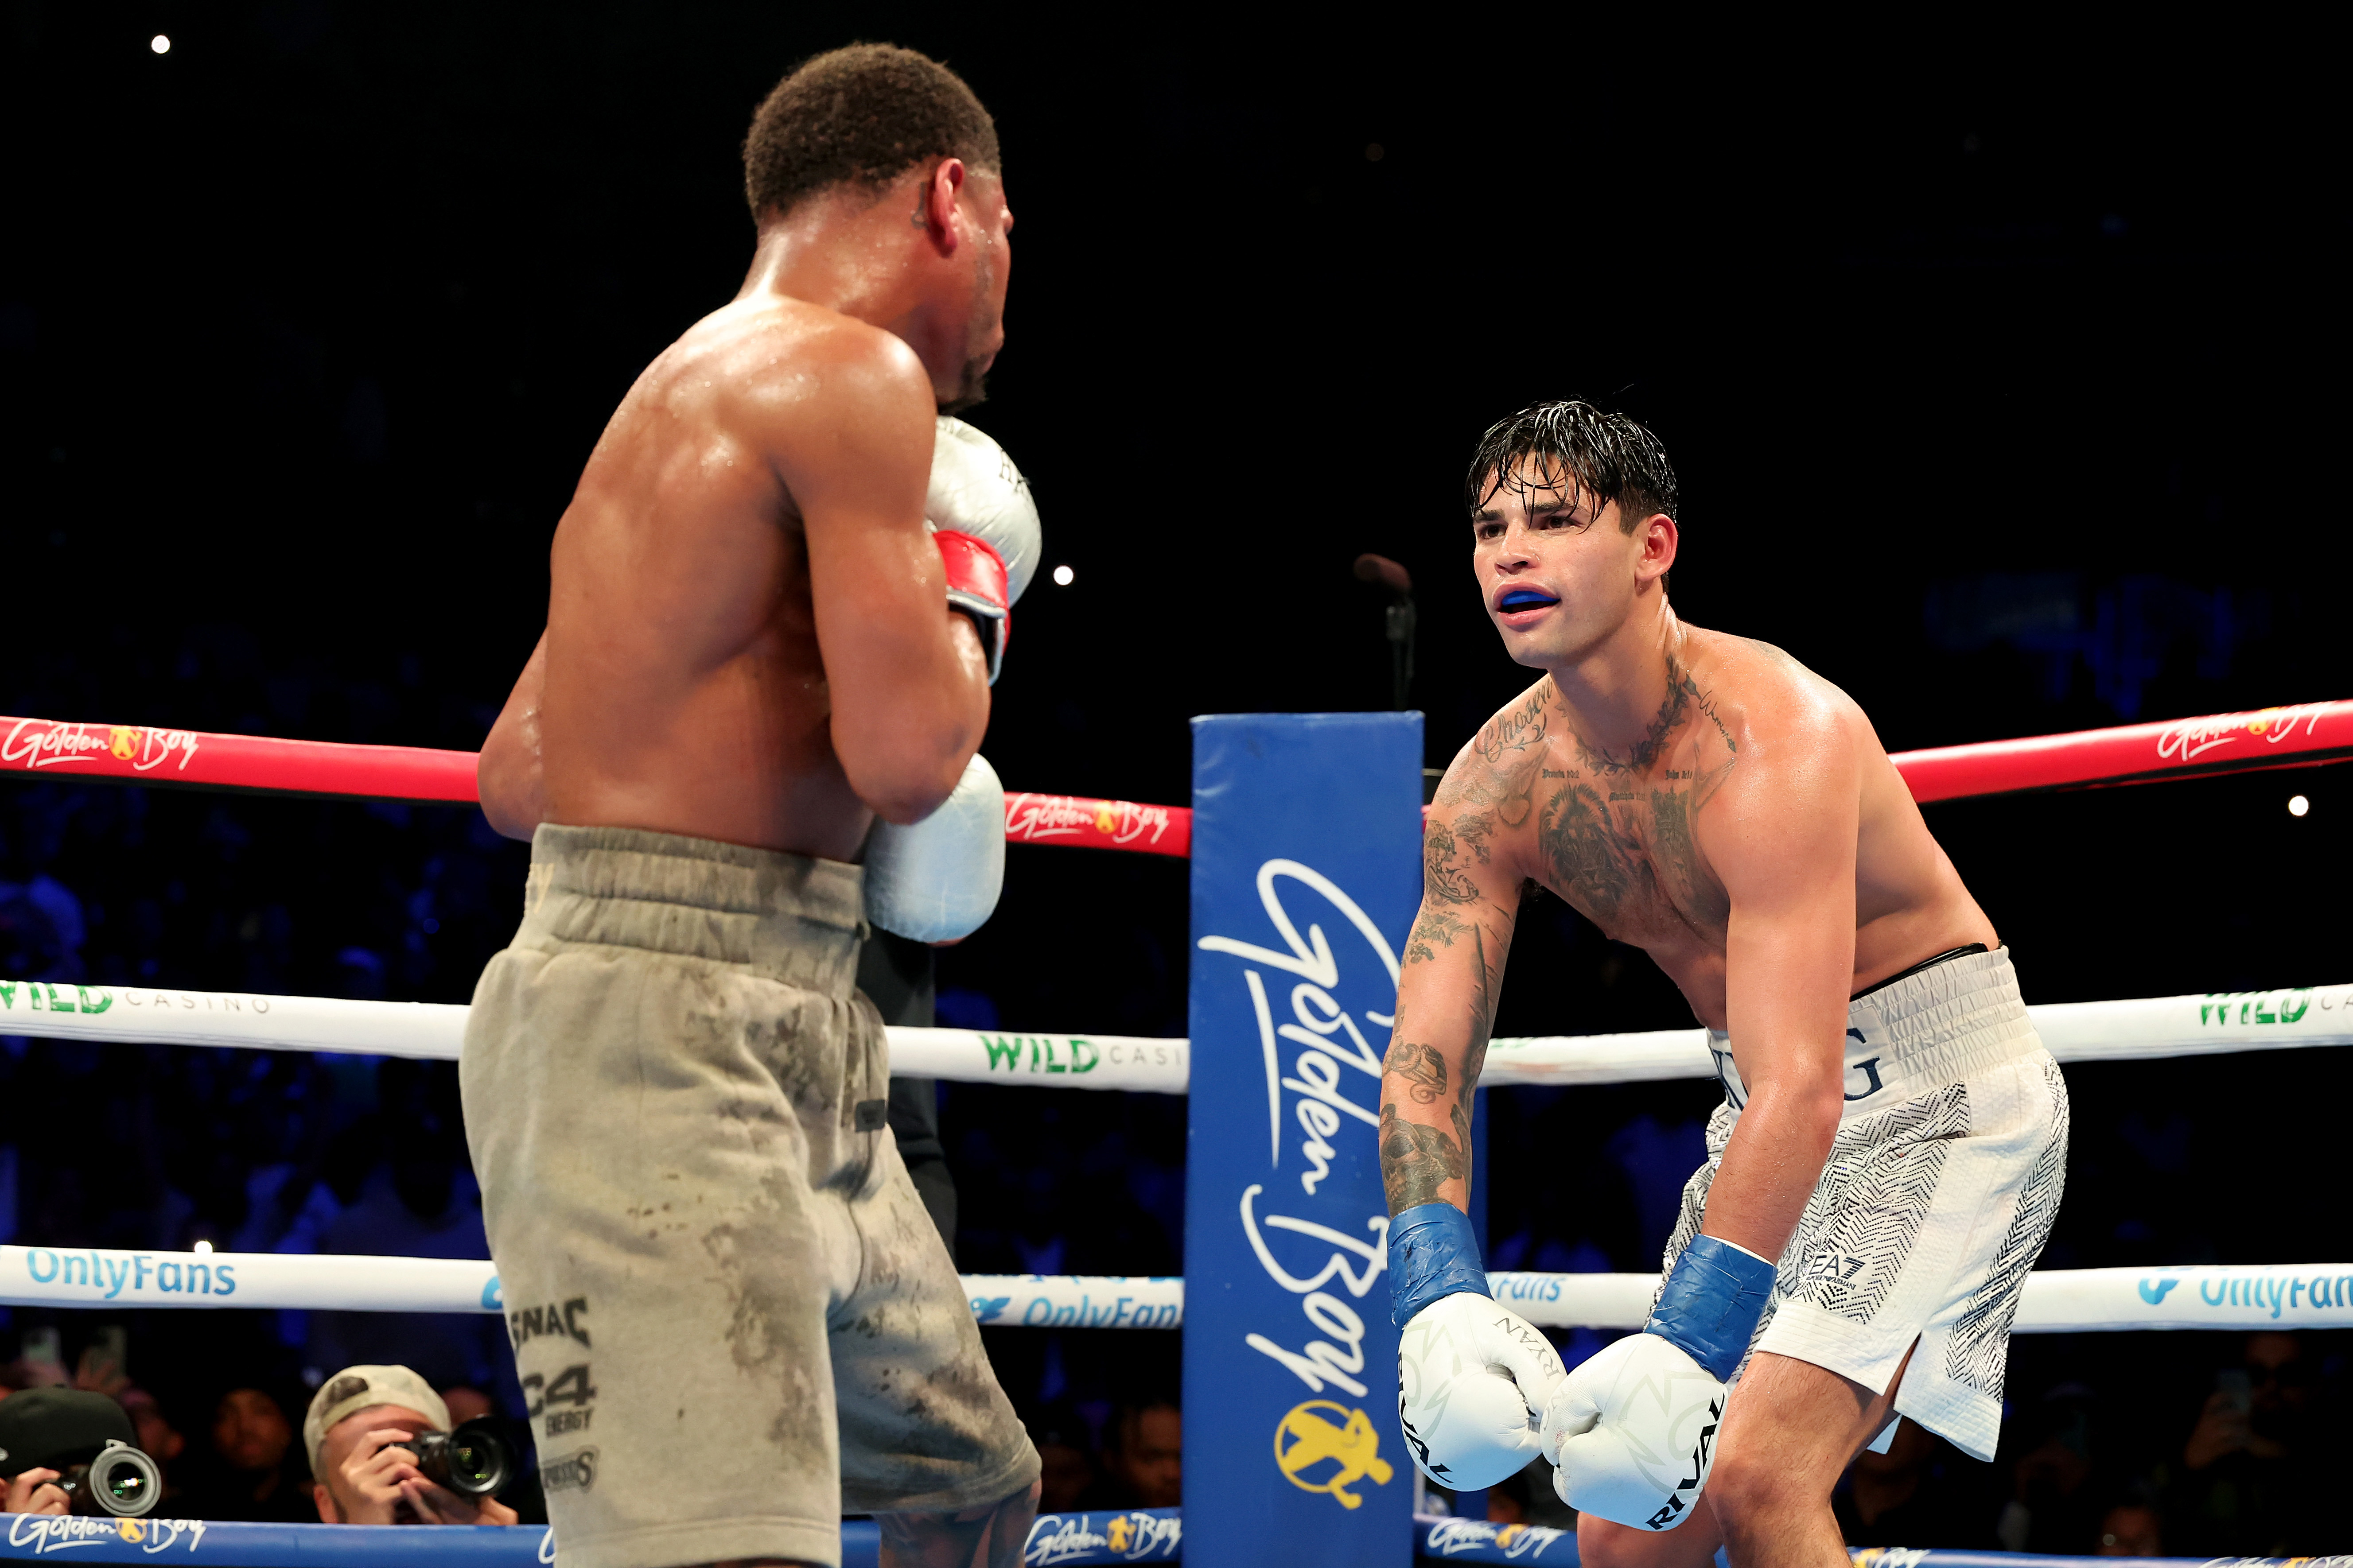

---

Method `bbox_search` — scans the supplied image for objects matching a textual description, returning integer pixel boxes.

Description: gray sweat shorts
[461,825,1038,1568]
[1663,946,2069,1463]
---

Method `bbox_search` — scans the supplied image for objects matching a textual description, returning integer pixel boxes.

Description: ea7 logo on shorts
[541,1448,599,1494]
[1801,1253,1871,1298]
[510,1296,591,1351]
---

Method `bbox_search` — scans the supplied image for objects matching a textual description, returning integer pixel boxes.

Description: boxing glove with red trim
[928,416,1040,685]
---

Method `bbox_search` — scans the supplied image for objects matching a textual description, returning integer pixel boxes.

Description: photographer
[0,1387,152,1517]
[304,1365,517,1525]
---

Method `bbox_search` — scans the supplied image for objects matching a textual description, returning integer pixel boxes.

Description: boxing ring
[3,700,2350,1567]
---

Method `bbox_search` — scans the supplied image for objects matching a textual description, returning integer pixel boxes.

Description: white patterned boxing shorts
[1662,946,2069,1462]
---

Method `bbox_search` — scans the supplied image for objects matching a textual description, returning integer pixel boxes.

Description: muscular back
[537,296,986,862]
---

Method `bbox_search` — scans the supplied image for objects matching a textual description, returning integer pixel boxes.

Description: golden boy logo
[1273,1400,1394,1510]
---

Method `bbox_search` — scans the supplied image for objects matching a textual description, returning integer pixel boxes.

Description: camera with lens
[0,1388,162,1519]
[406,1421,513,1498]
[56,1441,163,1518]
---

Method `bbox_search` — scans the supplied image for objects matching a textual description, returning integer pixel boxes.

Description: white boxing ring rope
[4,974,2349,1333]
[4,976,2344,1085]
[3,1243,2347,1335]
[0,979,1193,1089]
[0,1247,1183,1328]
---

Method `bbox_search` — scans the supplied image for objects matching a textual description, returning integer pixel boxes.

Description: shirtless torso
[468,140,1038,1568]
[478,163,1012,855]
[1382,466,1997,1222]
[1382,422,2016,1568]
[1422,629,1992,1037]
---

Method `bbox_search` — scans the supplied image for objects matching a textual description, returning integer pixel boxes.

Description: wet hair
[743,43,1000,223]
[1463,400,1678,534]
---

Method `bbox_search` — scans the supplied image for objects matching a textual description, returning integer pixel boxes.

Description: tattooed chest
[1531,770,1730,945]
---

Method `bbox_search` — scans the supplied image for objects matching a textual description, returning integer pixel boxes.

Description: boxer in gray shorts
[463,828,1033,1568]
[471,43,1039,1568]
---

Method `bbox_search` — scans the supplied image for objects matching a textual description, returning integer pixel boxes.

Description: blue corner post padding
[1388,1200,1491,1327]
[1644,1233,1777,1381]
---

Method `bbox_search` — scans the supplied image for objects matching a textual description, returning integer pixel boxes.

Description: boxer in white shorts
[1378,401,2066,1568]
[1675,944,2067,1467]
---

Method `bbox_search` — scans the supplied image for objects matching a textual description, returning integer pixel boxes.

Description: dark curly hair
[742,43,1000,224]
[1463,401,1678,534]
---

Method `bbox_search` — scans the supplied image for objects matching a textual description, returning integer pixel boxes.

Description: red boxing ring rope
[1891,698,2353,803]
[0,714,478,801]
[6,699,2349,846]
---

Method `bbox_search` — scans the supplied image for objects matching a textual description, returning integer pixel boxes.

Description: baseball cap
[0,1387,138,1477]
[302,1366,451,1475]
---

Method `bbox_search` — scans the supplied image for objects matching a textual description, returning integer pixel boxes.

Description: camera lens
[412,1422,512,1498]
[447,1433,502,1491]
[81,1443,161,1518]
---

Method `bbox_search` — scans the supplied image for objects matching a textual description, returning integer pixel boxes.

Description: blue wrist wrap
[1387,1202,1490,1328]
[1644,1234,1778,1381]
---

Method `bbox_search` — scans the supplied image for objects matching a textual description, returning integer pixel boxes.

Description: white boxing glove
[929,417,1041,684]
[1540,1234,1775,1531]
[1397,1290,1565,1490]
[863,752,1006,943]
[1540,1329,1725,1531]
[1387,1201,1564,1490]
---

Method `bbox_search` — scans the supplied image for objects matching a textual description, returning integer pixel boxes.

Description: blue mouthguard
[1497,589,1558,609]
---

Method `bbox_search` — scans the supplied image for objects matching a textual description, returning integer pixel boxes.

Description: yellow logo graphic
[116,1520,145,1542]
[1094,803,1118,834]
[109,727,139,761]
[1273,1400,1394,1510]
[1105,1514,1135,1551]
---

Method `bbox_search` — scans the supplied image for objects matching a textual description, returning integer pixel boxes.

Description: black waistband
[1851,943,1991,1001]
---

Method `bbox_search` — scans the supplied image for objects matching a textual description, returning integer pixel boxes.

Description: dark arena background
[1,7,2346,1564]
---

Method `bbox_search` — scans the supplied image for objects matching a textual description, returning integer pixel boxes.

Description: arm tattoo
[1465,925,1497,1092]
[1405,906,1472,964]
[1382,1038,1448,1104]
[1381,1101,1471,1213]
[1423,821,1482,906]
